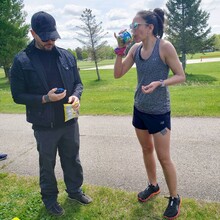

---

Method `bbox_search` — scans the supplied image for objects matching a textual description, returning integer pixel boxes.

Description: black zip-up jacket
[10,40,83,128]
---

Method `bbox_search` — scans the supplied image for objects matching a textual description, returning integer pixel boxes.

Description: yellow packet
[64,104,79,122]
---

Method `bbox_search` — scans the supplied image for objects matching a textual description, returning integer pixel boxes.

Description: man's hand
[68,95,80,110]
[42,88,66,103]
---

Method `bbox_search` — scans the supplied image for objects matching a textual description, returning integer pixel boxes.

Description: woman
[114,8,185,219]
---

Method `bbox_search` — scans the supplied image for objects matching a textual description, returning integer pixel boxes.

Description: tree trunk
[181,52,186,71]
[94,59,101,81]
[3,66,10,78]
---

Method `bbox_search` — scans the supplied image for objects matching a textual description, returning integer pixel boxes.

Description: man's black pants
[34,122,83,209]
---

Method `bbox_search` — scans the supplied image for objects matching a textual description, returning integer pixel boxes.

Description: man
[10,11,92,216]
[0,153,7,161]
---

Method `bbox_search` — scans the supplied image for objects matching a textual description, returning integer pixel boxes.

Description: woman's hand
[114,29,127,48]
[142,81,161,94]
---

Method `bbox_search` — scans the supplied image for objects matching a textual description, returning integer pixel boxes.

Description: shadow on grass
[185,73,217,85]
[35,199,82,220]
[85,79,110,87]
[130,197,163,220]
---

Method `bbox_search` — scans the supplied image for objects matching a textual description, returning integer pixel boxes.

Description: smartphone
[55,88,65,94]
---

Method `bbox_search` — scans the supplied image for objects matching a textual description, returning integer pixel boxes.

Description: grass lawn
[78,59,116,69]
[79,61,220,116]
[0,173,220,220]
[186,51,220,59]
[0,59,220,219]
[1,62,219,116]
[76,52,220,70]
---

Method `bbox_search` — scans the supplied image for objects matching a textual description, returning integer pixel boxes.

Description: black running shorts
[132,106,171,134]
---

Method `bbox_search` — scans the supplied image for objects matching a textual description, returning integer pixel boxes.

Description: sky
[23,0,220,50]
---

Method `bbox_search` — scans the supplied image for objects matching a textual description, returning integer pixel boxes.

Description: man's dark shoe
[163,195,181,219]
[0,153,7,161]
[47,202,65,216]
[138,183,160,202]
[68,193,92,205]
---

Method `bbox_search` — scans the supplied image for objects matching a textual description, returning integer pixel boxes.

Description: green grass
[0,173,219,220]
[79,61,220,116]
[78,59,116,69]
[78,52,220,69]
[1,61,220,116]
[0,74,25,113]
[0,60,220,219]
[186,51,220,59]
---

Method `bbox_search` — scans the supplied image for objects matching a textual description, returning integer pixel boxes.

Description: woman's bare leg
[153,129,177,197]
[135,128,157,185]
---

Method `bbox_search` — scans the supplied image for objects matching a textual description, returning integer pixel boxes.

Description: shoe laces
[165,196,178,207]
[145,185,150,191]
[147,183,156,189]
[144,184,154,193]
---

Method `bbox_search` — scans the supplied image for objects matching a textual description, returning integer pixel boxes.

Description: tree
[211,34,220,51]
[75,47,83,60]
[67,48,77,58]
[81,48,89,60]
[97,45,115,60]
[75,8,108,80]
[166,0,211,70]
[0,0,29,78]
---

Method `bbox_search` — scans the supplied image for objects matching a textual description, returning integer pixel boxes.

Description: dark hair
[136,8,164,38]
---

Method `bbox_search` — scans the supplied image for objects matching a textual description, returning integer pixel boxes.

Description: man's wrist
[43,95,51,103]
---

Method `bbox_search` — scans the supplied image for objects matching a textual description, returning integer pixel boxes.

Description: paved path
[0,114,220,202]
[82,57,220,70]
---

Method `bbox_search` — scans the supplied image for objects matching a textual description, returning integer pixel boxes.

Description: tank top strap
[151,38,160,57]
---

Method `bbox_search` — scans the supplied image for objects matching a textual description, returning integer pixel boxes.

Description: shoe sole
[0,157,7,161]
[138,189,161,202]
[67,197,91,205]
[163,197,182,220]
[48,208,65,216]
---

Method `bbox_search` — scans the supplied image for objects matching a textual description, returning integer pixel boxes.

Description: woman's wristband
[160,79,165,87]
[114,47,126,56]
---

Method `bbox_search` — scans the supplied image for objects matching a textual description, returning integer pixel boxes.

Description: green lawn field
[0,61,220,116]
[0,59,220,220]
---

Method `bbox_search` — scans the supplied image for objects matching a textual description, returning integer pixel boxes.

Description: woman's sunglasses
[129,22,149,30]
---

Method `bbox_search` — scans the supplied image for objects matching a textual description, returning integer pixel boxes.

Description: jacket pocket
[26,104,54,127]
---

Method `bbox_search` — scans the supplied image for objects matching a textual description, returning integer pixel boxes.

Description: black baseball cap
[31,11,61,42]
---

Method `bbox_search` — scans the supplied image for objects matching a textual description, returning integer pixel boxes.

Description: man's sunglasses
[41,38,57,42]
[129,22,149,30]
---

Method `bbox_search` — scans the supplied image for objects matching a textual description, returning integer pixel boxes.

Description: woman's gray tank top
[133,38,170,114]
